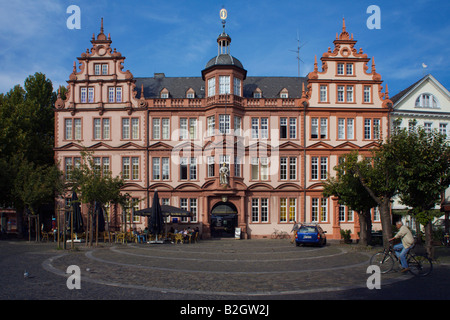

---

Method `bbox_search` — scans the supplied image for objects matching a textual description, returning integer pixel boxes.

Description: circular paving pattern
[43,239,411,296]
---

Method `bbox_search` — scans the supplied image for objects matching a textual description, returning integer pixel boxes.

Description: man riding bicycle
[388,221,415,272]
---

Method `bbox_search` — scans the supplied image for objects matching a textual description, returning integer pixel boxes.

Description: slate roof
[134,75,307,99]
[204,54,244,70]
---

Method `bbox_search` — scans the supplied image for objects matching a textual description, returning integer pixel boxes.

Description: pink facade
[54,19,391,240]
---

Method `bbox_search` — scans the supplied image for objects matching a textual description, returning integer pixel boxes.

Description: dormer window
[160,88,169,99]
[280,88,289,99]
[186,88,195,99]
[415,94,438,108]
[253,88,262,98]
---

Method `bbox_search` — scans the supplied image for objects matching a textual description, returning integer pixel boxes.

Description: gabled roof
[390,74,450,106]
[134,75,307,99]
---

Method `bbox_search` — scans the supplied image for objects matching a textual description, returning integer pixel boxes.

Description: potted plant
[340,229,352,244]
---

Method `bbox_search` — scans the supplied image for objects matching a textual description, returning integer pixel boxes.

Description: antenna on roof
[289,30,306,77]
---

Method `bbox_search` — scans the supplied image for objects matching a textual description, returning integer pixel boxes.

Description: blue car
[295,224,327,246]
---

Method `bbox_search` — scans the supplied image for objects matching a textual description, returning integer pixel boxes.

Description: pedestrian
[291,220,300,244]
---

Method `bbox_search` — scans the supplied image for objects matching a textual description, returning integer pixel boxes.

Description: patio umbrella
[149,190,164,242]
[71,192,84,233]
[94,201,105,233]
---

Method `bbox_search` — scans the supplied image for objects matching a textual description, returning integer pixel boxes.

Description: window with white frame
[207,116,215,136]
[234,116,242,136]
[311,117,327,139]
[280,198,296,222]
[338,118,354,140]
[65,118,82,140]
[93,118,110,140]
[219,76,230,94]
[415,94,438,108]
[364,86,371,103]
[364,118,380,140]
[440,123,447,137]
[311,156,328,180]
[207,156,215,177]
[208,77,215,97]
[320,85,328,102]
[233,77,241,96]
[219,114,230,134]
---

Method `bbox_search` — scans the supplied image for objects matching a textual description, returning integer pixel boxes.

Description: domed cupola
[202,8,246,80]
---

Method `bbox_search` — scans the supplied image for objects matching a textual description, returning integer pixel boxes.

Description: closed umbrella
[94,201,105,233]
[149,190,164,243]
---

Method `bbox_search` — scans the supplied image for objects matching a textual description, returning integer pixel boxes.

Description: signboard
[235,227,241,239]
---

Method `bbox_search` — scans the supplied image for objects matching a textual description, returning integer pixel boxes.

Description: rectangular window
[311,118,318,139]
[337,63,344,75]
[116,87,122,103]
[346,63,353,75]
[162,118,170,139]
[312,198,319,222]
[190,199,197,223]
[153,118,160,139]
[311,157,318,180]
[88,87,94,103]
[347,118,354,139]
[180,198,188,223]
[260,157,269,181]
[122,157,130,180]
[280,118,288,139]
[102,157,110,176]
[289,157,297,180]
[424,122,432,134]
[95,64,101,75]
[337,86,345,102]
[440,123,447,137]
[289,118,297,139]
[208,77,215,97]
[152,158,160,180]
[207,116,215,136]
[74,119,81,140]
[131,118,139,139]
[122,118,130,139]
[364,86,371,103]
[280,157,287,180]
[251,158,259,180]
[65,119,73,140]
[190,157,197,180]
[280,198,287,222]
[261,118,268,139]
[189,118,197,139]
[94,119,101,140]
[261,198,268,222]
[320,118,328,139]
[373,119,380,140]
[65,158,73,180]
[162,157,170,180]
[364,119,372,140]
[234,116,242,136]
[219,76,230,94]
[320,85,328,102]
[207,156,215,177]
[102,64,108,75]
[180,157,188,180]
[103,118,110,140]
[80,88,87,103]
[320,157,328,180]
[109,87,115,103]
[252,198,259,223]
[338,118,345,140]
[289,198,297,222]
[233,77,241,96]
[234,156,241,177]
[251,118,259,139]
[339,205,346,222]
[180,118,188,140]
[320,198,328,222]
[131,157,139,180]
[219,114,230,134]
[346,85,354,102]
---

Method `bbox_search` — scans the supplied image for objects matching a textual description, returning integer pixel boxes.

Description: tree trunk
[358,212,368,246]
[424,221,434,259]
[365,209,372,245]
[380,200,393,249]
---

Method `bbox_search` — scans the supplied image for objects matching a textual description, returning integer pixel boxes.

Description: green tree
[394,125,450,257]
[70,150,124,246]
[323,152,378,246]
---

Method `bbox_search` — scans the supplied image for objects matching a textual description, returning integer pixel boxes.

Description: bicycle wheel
[407,254,433,277]
[370,252,395,274]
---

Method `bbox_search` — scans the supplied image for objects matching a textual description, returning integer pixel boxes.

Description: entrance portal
[210,202,238,238]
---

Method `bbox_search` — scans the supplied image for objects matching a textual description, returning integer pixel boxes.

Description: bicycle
[271,229,290,239]
[370,241,433,277]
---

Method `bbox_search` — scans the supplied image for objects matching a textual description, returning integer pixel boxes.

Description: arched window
[415,93,439,108]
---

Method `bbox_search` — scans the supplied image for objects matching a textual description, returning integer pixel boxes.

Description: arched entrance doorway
[210,201,238,238]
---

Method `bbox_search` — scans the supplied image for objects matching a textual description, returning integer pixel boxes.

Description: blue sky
[0,0,449,96]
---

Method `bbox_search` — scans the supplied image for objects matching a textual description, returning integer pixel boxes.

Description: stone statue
[219,163,229,185]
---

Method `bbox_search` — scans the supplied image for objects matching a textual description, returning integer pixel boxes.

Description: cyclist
[388,221,415,273]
